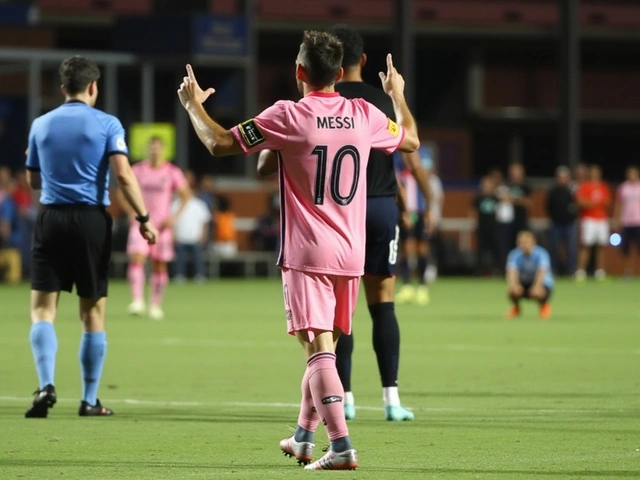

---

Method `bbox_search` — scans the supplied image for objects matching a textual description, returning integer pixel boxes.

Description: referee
[24,56,158,418]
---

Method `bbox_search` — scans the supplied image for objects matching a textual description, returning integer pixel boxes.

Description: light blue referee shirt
[25,100,128,206]
[507,245,554,288]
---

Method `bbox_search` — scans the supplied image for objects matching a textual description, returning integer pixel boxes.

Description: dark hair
[59,56,100,95]
[149,136,164,144]
[327,24,363,68]
[299,30,343,88]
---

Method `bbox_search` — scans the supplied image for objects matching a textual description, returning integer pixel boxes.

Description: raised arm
[379,54,419,153]
[177,65,242,157]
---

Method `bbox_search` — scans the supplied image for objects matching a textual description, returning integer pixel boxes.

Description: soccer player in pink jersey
[124,137,190,320]
[614,165,640,276]
[177,31,419,470]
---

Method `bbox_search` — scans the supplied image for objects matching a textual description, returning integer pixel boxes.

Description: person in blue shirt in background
[506,230,554,320]
[0,192,24,283]
[24,55,158,419]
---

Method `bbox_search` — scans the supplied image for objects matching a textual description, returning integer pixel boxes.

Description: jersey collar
[64,99,88,105]
[306,91,340,98]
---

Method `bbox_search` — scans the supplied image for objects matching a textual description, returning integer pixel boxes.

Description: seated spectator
[0,193,23,283]
[252,192,280,252]
[212,196,237,258]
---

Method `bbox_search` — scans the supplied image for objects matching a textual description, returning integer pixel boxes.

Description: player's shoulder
[167,163,185,174]
[91,108,123,127]
[131,160,147,171]
[534,245,549,257]
[509,247,523,257]
[270,99,295,111]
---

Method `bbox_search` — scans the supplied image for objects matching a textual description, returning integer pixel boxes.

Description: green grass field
[0,278,639,479]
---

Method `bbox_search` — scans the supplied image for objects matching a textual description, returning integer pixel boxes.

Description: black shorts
[32,205,113,299]
[622,226,640,255]
[400,213,428,242]
[364,196,400,276]
[521,283,552,302]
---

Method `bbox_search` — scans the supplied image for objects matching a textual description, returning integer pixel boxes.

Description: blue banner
[192,16,248,57]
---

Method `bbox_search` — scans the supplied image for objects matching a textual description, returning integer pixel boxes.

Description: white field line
[0,396,629,414]
[0,337,638,355]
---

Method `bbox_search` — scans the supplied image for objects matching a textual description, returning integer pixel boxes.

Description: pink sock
[151,271,169,306]
[297,366,320,432]
[127,262,145,302]
[307,352,349,441]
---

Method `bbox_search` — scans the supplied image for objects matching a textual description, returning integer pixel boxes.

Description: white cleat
[304,448,358,470]
[148,305,165,321]
[127,300,146,316]
[279,435,314,465]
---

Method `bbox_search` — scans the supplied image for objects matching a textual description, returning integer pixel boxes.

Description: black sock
[335,333,353,392]
[369,302,400,388]
[417,255,429,285]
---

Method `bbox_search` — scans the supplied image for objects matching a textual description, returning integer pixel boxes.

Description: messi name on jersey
[316,116,355,129]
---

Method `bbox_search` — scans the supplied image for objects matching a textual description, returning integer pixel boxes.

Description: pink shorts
[127,225,175,262]
[282,268,360,337]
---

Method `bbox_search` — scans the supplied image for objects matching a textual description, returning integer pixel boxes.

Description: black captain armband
[136,213,150,224]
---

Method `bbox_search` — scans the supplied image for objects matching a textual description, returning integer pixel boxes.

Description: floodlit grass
[0,278,638,479]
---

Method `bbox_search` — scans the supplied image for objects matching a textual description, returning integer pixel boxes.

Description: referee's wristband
[136,213,150,224]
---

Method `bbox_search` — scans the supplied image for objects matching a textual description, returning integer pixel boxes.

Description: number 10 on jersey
[312,145,361,206]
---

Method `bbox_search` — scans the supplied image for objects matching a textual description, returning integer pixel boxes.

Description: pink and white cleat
[304,448,358,470]
[279,435,315,465]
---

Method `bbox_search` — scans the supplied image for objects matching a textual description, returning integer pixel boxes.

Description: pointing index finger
[386,54,394,72]
[186,64,196,81]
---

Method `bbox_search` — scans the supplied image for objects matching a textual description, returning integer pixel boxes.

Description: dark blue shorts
[521,283,553,302]
[364,196,400,276]
[400,213,428,241]
[622,226,640,255]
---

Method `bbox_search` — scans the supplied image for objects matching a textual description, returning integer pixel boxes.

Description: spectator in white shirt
[172,196,211,283]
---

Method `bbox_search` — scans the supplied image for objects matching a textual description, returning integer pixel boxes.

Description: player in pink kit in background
[614,165,640,276]
[177,31,419,470]
[124,137,190,320]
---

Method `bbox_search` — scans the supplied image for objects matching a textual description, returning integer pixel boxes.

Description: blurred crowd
[0,166,38,283]
[3,160,639,283]
[0,166,281,284]
[471,162,640,278]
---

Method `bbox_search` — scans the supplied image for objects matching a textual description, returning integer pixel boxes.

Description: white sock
[595,269,606,279]
[575,269,586,278]
[344,391,355,406]
[383,387,401,407]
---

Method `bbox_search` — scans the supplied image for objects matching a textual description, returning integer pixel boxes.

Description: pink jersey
[231,91,405,276]
[132,161,187,224]
[617,181,640,226]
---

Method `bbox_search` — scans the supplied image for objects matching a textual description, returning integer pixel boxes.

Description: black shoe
[25,384,57,418]
[78,399,114,417]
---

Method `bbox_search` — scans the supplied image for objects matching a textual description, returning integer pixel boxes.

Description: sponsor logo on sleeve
[116,137,127,151]
[387,118,400,137]
[238,119,266,147]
